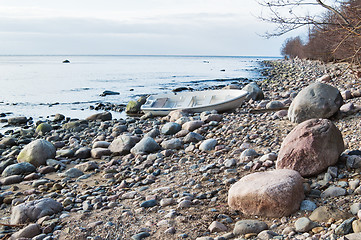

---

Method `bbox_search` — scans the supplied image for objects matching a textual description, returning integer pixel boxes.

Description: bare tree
[258,0,361,65]
[258,0,351,37]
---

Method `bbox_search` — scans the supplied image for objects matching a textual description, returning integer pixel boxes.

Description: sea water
[0,55,277,121]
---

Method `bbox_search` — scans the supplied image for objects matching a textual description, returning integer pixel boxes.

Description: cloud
[0,0,289,56]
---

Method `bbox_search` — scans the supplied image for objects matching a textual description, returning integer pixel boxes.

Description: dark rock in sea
[8,117,28,125]
[62,60,70,63]
[100,90,120,97]
[172,87,194,92]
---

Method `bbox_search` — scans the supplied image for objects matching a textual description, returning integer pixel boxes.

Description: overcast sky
[0,0,313,56]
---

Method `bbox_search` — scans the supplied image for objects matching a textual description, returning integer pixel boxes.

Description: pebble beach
[1,58,361,240]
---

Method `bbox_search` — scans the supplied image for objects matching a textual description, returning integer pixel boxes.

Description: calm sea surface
[0,55,277,121]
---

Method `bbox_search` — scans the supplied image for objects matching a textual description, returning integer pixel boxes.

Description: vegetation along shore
[1,58,361,240]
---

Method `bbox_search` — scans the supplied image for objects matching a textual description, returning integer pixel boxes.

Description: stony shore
[1,58,361,240]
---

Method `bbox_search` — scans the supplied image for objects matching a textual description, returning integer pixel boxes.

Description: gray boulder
[161,138,182,149]
[17,139,56,167]
[183,132,204,143]
[131,137,160,155]
[161,122,181,135]
[74,147,91,159]
[288,82,343,123]
[109,135,138,155]
[276,118,344,177]
[2,162,36,177]
[10,198,63,224]
[242,82,264,101]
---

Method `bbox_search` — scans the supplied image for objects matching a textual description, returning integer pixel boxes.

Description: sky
[0,0,315,56]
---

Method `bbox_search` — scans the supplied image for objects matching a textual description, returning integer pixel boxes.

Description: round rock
[228,169,304,217]
[288,82,343,123]
[276,118,344,177]
[17,139,56,167]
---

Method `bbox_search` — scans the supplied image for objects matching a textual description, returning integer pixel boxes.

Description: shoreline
[1,58,361,239]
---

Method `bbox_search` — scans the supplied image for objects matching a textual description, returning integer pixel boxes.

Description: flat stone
[2,162,36,177]
[140,199,157,208]
[131,232,150,240]
[10,223,41,240]
[233,220,268,236]
[335,217,355,235]
[10,198,63,224]
[208,221,227,233]
[0,175,23,185]
[90,148,111,159]
[295,217,316,232]
[199,139,217,151]
[320,186,346,198]
[309,206,352,222]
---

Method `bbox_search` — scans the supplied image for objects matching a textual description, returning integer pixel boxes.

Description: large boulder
[276,118,344,177]
[109,135,138,155]
[241,82,264,101]
[131,137,160,155]
[10,198,63,224]
[17,139,56,167]
[228,169,304,217]
[288,82,343,123]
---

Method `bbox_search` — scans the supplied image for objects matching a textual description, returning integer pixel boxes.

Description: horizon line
[0,54,282,58]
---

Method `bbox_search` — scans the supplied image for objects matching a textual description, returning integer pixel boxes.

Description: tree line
[259,0,360,65]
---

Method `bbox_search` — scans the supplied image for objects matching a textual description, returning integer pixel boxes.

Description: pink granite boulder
[276,118,344,177]
[228,169,304,217]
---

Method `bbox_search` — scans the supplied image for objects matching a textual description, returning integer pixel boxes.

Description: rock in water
[276,118,344,177]
[288,82,343,123]
[8,116,28,125]
[17,139,56,167]
[228,169,304,217]
[10,198,63,224]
